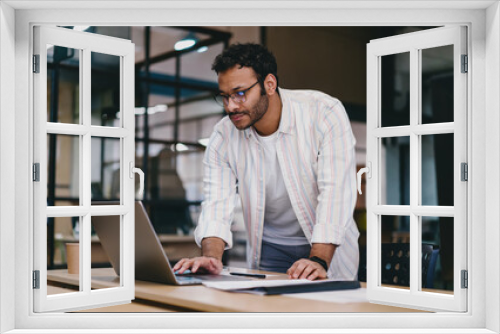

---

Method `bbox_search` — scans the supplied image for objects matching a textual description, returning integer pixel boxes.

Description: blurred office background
[46,26,453,292]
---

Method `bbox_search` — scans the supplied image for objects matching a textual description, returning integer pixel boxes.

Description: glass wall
[47,26,452,280]
[46,26,229,269]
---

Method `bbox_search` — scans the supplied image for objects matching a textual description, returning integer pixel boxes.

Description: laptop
[91,201,249,285]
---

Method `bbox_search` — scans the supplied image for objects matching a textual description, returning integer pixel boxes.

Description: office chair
[381,243,438,288]
[425,248,440,289]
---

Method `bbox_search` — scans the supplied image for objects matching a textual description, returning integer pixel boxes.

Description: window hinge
[33,163,40,182]
[461,163,468,181]
[461,54,468,73]
[461,270,468,289]
[33,54,40,73]
[33,270,40,289]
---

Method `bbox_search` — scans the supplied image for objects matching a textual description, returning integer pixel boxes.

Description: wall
[265,27,381,165]
[6,5,493,331]
[0,2,16,333]
[485,2,500,332]
[267,26,378,107]
[214,26,260,45]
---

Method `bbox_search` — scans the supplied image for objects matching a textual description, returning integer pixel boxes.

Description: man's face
[217,66,269,131]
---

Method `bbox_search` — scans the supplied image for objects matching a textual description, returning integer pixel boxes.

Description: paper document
[202,279,312,291]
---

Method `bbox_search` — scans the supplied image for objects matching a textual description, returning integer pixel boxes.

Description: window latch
[357,162,372,195]
[129,162,144,198]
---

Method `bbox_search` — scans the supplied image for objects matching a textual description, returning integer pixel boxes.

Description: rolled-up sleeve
[311,101,357,246]
[194,129,238,250]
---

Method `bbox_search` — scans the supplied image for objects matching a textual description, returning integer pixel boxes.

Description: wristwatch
[309,256,328,271]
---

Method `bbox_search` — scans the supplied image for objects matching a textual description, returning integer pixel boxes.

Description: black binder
[250,280,361,295]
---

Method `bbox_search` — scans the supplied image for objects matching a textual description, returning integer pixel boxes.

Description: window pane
[145,93,175,142]
[177,151,205,203]
[91,137,121,202]
[421,216,454,293]
[177,97,222,143]
[47,45,80,124]
[149,57,176,76]
[47,216,81,295]
[179,38,222,82]
[47,134,80,206]
[145,95,221,143]
[381,52,410,127]
[421,45,454,124]
[91,216,121,290]
[91,52,121,127]
[381,215,410,289]
[380,136,410,205]
[421,134,454,206]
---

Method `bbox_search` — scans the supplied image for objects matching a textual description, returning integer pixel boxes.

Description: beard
[228,93,269,130]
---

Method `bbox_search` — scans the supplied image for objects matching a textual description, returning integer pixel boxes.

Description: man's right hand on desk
[174,237,225,274]
[173,256,223,275]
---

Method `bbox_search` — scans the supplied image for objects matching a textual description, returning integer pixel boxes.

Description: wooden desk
[47,268,425,313]
[47,286,184,312]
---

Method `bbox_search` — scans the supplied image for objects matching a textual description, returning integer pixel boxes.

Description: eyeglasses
[213,81,260,106]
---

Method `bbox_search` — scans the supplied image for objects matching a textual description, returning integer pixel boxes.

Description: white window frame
[366,26,468,312]
[32,25,136,313]
[0,1,498,333]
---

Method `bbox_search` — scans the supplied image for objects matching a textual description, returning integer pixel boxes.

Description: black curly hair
[212,43,279,90]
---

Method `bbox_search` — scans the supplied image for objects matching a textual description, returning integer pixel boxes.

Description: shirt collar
[276,88,294,135]
[243,87,294,139]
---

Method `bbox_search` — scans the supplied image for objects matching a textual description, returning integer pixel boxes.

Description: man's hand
[287,258,328,280]
[172,256,223,275]
[286,243,337,280]
[173,237,225,275]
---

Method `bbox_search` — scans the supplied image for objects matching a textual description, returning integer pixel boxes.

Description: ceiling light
[198,138,210,147]
[133,105,168,116]
[134,107,146,115]
[175,143,189,152]
[174,33,197,51]
[197,46,208,53]
[154,104,168,113]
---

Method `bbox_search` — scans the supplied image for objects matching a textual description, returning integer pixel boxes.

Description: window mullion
[453,26,468,305]
[122,49,135,293]
[409,47,420,294]
[82,47,91,207]
[81,47,92,294]
[34,28,49,305]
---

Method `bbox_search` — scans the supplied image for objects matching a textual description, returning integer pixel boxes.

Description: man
[173,43,359,281]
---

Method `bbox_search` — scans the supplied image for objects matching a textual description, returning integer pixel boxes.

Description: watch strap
[309,256,328,271]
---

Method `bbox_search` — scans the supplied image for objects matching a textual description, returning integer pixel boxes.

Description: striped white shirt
[195,88,360,280]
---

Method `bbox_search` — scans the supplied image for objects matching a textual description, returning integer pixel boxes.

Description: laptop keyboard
[175,275,203,283]
[176,274,250,282]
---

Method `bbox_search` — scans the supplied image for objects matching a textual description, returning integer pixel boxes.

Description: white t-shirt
[254,129,309,246]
